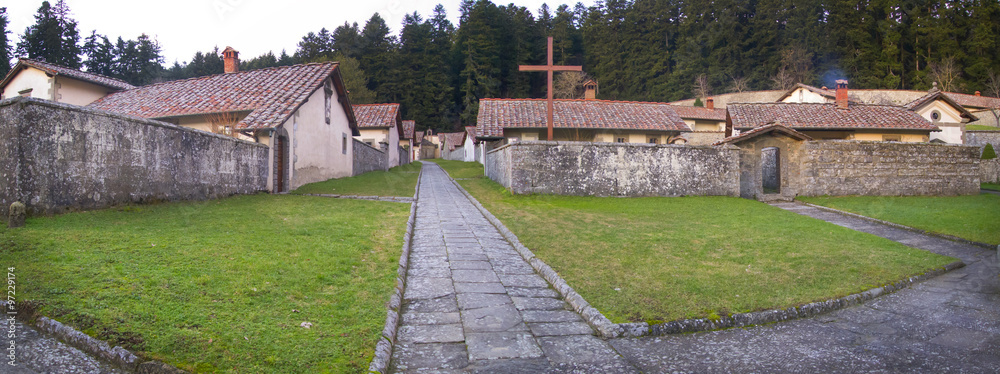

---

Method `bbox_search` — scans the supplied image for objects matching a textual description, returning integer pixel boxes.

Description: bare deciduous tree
[986,70,1000,98]
[780,46,813,85]
[692,74,710,99]
[770,66,795,90]
[929,57,960,92]
[554,71,590,99]
[728,76,749,93]
[205,111,243,138]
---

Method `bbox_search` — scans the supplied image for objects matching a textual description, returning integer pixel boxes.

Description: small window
[883,135,901,142]
[616,137,626,143]
[342,133,347,154]
[223,125,233,136]
[649,137,659,144]
[930,110,940,122]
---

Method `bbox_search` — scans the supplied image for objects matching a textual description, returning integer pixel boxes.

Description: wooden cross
[519,37,582,141]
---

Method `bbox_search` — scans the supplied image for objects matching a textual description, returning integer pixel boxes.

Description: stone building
[89,48,359,193]
[401,120,416,161]
[0,58,135,106]
[476,98,691,144]
[671,100,727,145]
[353,103,403,167]
[441,128,477,162]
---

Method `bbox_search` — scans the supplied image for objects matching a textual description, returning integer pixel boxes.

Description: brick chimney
[222,46,240,74]
[835,79,849,109]
[584,79,598,100]
[975,91,981,96]
[706,97,714,110]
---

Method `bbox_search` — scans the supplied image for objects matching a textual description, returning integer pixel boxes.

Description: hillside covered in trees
[3,0,1000,131]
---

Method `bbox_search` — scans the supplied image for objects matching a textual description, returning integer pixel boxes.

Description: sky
[6,0,598,65]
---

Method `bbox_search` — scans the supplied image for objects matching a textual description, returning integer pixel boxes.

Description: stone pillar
[8,202,25,228]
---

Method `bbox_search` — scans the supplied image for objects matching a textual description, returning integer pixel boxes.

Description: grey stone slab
[511,297,570,311]
[506,287,560,298]
[465,332,544,360]
[402,312,462,326]
[449,253,490,262]
[390,342,469,371]
[538,335,634,368]
[403,296,459,313]
[492,263,537,275]
[397,323,465,343]
[457,293,513,310]
[455,282,508,294]
[407,266,452,278]
[461,304,527,333]
[528,322,596,336]
[928,327,994,351]
[499,274,550,288]
[451,269,501,283]
[521,310,584,323]
[403,277,455,300]
[450,260,493,270]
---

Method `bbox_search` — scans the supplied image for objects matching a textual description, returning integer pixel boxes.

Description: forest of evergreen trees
[3,0,1000,132]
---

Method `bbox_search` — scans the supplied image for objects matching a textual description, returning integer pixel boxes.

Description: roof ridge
[481,98,681,105]
[126,61,339,91]
[730,101,909,109]
[18,58,135,88]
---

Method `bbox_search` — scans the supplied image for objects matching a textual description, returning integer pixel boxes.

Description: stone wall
[485,141,740,197]
[966,130,1000,183]
[353,138,387,176]
[683,131,725,146]
[799,141,981,196]
[398,145,411,166]
[0,97,268,217]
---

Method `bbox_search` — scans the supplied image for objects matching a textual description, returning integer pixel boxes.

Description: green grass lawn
[292,162,421,197]
[966,125,1000,131]
[983,183,1000,191]
[0,195,408,373]
[799,194,1000,245]
[434,161,955,324]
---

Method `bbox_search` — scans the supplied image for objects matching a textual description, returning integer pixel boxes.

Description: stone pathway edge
[447,176,969,339]
[300,194,415,203]
[445,176,624,339]
[367,166,422,374]
[1,300,184,373]
[800,201,997,250]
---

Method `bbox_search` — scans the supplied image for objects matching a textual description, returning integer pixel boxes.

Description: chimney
[835,79,849,109]
[223,46,240,74]
[706,97,714,110]
[584,79,598,100]
[975,91,981,96]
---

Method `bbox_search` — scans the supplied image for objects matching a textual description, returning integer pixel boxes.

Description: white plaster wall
[916,100,964,124]
[781,88,829,103]
[55,76,112,106]
[356,128,388,145]
[2,68,52,100]
[284,79,353,191]
[387,122,400,167]
[930,125,963,144]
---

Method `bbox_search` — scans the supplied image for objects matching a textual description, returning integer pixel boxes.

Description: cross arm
[518,65,583,72]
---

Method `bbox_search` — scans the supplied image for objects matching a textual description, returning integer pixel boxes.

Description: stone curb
[367,164,422,374]
[0,301,185,373]
[445,174,625,339]
[799,201,997,250]
[615,260,965,337]
[301,194,415,203]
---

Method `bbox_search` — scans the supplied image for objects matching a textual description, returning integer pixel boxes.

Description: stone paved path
[2,319,124,374]
[389,162,637,373]
[610,202,1000,373]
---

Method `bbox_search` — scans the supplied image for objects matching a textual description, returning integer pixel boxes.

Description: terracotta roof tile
[477,99,691,138]
[3,58,135,91]
[464,126,477,138]
[714,123,813,145]
[728,102,938,131]
[402,120,416,139]
[354,103,400,128]
[943,91,1000,109]
[903,89,978,121]
[442,131,466,151]
[669,105,727,121]
[90,62,343,129]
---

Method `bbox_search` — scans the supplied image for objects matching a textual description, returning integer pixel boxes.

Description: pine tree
[332,22,361,57]
[83,31,115,76]
[359,13,397,99]
[0,7,12,78]
[16,0,83,68]
[296,28,334,62]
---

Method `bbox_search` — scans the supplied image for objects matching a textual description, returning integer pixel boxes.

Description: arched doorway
[762,147,780,194]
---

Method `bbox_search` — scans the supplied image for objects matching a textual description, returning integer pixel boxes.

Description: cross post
[519,37,582,141]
